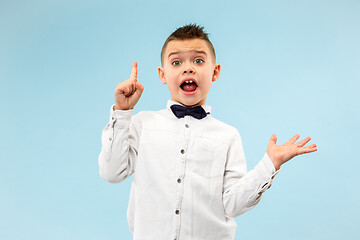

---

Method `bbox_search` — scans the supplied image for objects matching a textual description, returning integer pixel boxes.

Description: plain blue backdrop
[1,0,359,239]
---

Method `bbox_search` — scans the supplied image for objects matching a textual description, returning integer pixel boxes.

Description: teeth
[185,80,194,83]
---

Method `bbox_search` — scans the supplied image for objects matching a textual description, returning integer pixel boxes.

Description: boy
[98,24,317,240]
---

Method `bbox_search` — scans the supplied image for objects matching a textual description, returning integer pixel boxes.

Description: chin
[180,99,203,108]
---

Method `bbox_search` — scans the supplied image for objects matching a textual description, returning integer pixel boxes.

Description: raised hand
[266,134,317,170]
[114,61,144,110]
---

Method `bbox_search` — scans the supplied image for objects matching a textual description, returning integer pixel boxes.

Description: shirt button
[175,210,180,215]
[177,178,182,183]
[185,124,189,128]
[109,137,112,141]
[112,117,114,120]
[181,149,185,154]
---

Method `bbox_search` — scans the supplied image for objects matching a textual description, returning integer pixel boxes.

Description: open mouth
[180,80,198,92]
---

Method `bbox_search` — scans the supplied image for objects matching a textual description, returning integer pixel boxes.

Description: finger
[129,83,144,105]
[136,82,144,93]
[130,61,137,80]
[130,81,136,95]
[133,82,144,96]
[122,86,130,96]
[306,144,317,148]
[298,147,317,155]
[287,134,300,144]
[122,79,135,95]
[268,134,277,146]
[296,137,312,147]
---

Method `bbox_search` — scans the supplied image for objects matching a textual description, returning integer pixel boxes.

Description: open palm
[266,134,317,170]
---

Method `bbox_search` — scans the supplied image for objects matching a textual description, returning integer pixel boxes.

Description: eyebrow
[167,50,207,59]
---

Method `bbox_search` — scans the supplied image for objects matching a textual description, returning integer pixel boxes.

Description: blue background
[1,0,359,239]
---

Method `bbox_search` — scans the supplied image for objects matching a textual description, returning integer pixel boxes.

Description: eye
[172,60,181,66]
[194,59,204,64]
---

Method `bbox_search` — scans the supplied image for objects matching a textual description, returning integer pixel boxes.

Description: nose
[182,63,195,74]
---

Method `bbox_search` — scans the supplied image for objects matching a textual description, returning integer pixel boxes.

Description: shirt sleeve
[98,105,141,183]
[222,131,280,218]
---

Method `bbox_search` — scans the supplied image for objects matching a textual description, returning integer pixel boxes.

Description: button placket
[174,117,191,238]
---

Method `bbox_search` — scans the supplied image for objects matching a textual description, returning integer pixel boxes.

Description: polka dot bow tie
[170,104,209,120]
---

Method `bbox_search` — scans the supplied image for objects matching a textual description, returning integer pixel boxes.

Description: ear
[158,67,167,84]
[212,64,221,82]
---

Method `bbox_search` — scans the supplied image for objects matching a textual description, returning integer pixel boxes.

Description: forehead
[165,39,211,57]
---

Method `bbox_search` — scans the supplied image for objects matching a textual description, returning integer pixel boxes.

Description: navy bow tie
[170,104,209,120]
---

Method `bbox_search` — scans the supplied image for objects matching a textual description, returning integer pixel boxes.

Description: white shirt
[98,100,279,240]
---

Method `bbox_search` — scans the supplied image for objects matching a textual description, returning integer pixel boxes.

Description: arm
[222,133,279,218]
[222,133,317,218]
[98,61,144,183]
[98,107,140,183]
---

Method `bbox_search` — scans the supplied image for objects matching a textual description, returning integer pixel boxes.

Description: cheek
[166,73,179,87]
[202,67,213,77]
[204,82,212,91]
[201,69,214,84]
[166,78,178,89]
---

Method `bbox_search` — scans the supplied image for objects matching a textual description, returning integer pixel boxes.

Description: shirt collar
[166,99,211,114]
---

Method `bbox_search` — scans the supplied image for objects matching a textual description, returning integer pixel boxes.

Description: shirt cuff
[255,152,280,192]
[109,104,134,127]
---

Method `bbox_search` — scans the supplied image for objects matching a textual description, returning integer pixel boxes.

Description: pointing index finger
[130,61,137,81]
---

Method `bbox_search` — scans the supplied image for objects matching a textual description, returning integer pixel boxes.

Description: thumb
[134,82,144,95]
[269,134,277,146]
[135,82,144,93]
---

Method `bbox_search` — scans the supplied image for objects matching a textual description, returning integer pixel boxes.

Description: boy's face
[158,39,221,107]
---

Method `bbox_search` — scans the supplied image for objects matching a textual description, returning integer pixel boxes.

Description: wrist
[273,161,281,171]
[267,152,281,171]
[113,105,131,111]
